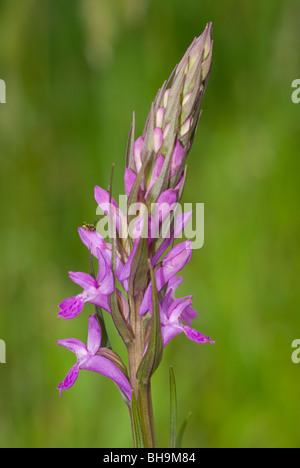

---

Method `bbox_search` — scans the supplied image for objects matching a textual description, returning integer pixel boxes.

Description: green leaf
[136,261,163,382]
[131,391,145,448]
[168,366,177,448]
[176,411,192,448]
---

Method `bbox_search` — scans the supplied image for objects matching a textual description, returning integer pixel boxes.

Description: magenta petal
[151,237,173,266]
[69,271,98,290]
[94,186,118,208]
[140,241,192,316]
[151,212,191,264]
[174,170,185,192]
[167,276,184,293]
[163,240,192,267]
[167,296,192,321]
[174,211,193,238]
[89,293,111,313]
[58,295,85,319]
[150,189,177,239]
[145,153,165,199]
[181,305,198,326]
[156,188,177,209]
[180,324,215,344]
[103,244,126,285]
[78,228,106,257]
[87,314,101,354]
[94,186,127,237]
[170,140,184,178]
[96,249,114,295]
[57,364,80,396]
[161,276,184,311]
[161,324,183,347]
[124,168,137,197]
[80,355,132,401]
[119,238,139,282]
[57,338,87,356]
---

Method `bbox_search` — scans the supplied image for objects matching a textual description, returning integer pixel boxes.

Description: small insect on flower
[81,217,103,231]
[82,222,96,231]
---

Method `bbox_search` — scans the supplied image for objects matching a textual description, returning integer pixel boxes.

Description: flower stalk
[57,23,214,448]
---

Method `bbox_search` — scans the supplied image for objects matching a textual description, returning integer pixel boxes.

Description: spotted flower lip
[57,314,132,401]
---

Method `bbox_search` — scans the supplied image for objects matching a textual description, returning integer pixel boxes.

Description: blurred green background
[0,0,299,448]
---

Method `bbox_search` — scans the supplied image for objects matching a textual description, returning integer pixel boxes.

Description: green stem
[137,381,156,448]
[127,294,156,448]
[128,405,138,448]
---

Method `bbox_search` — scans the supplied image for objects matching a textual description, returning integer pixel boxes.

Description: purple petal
[89,293,111,313]
[156,188,177,209]
[151,211,191,265]
[94,186,118,208]
[163,240,192,265]
[94,186,127,237]
[87,314,101,354]
[167,296,192,321]
[96,249,114,295]
[69,271,98,290]
[180,324,215,345]
[57,338,88,356]
[161,276,184,311]
[151,236,173,266]
[124,168,137,197]
[149,189,177,240]
[139,241,192,316]
[119,238,139,282]
[174,170,185,192]
[80,355,132,401]
[100,243,127,289]
[161,324,183,347]
[58,294,85,319]
[181,305,198,326]
[78,228,106,257]
[170,140,184,178]
[57,364,80,397]
[145,153,165,199]
[167,276,184,294]
[174,211,193,238]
